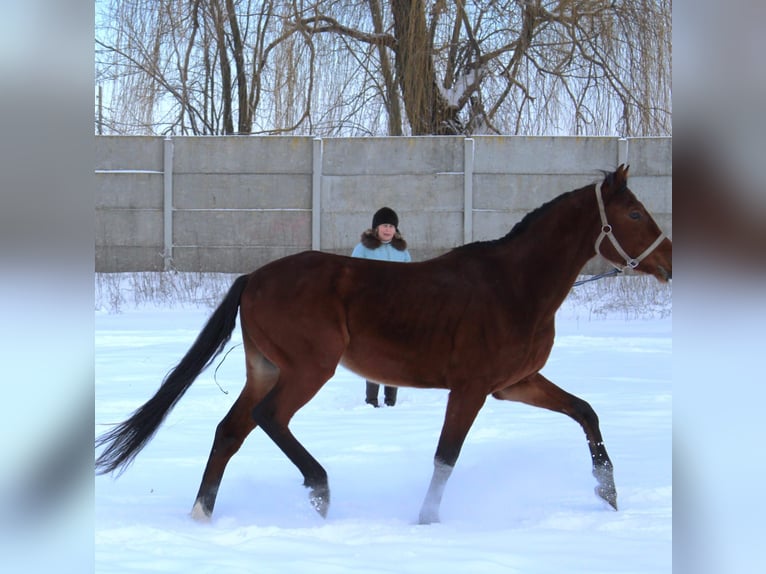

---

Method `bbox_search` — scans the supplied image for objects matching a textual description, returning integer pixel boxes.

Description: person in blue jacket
[351,207,411,407]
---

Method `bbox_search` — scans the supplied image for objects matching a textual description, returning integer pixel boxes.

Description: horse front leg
[493,372,618,510]
[419,390,486,524]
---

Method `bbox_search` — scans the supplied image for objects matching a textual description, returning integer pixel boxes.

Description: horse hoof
[418,511,440,525]
[592,465,617,510]
[309,486,330,518]
[594,485,618,511]
[190,501,212,522]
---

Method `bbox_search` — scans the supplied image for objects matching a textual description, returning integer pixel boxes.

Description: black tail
[95,274,250,475]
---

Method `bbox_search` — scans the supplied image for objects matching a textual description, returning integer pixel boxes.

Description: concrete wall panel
[322,137,464,175]
[96,173,163,209]
[172,246,307,273]
[473,136,618,174]
[95,136,164,172]
[174,210,311,247]
[96,209,162,247]
[172,136,314,174]
[95,135,671,272]
[97,246,163,272]
[174,173,311,209]
[626,137,672,175]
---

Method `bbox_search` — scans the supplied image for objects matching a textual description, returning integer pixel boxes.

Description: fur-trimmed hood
[360,228,408,251]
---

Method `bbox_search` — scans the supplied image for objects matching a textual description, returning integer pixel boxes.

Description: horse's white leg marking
[190,499,213,522]
[418,459,453,524]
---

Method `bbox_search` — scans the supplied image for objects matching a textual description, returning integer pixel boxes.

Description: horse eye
[629,211,641,220]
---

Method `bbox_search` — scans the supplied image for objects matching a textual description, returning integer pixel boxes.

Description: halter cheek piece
[594,183,667,271]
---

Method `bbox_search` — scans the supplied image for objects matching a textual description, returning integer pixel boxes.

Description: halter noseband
[594,183,667,271]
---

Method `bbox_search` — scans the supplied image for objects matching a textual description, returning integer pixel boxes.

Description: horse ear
[614,164,630,189]
[617,163,630,179]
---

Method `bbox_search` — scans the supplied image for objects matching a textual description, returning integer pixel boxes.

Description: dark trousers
[365,381,397,406]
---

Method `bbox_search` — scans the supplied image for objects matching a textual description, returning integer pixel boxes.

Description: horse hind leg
[191,394,256,521]
[191,350,279,521]
[493,373,618,510]
[251,368,334,518]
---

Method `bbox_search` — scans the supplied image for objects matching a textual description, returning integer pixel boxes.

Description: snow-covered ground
[95,274,671,573]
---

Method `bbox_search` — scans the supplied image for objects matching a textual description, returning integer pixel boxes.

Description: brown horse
[95,165,671,524]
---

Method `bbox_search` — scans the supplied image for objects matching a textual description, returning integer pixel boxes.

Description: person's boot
[384,386,398,407]
[365,381,380,407]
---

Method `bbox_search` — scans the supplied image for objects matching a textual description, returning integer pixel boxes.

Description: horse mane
[449,170,618,255]
[449,186,583,254]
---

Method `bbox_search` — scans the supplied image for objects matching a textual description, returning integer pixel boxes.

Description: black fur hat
[372,207,399,229]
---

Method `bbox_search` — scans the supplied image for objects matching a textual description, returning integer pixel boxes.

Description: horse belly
[451,324,556,390]
[339,346,445,390]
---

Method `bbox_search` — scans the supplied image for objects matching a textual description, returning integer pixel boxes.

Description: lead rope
[212,343,242,394]
[573,268,622,287]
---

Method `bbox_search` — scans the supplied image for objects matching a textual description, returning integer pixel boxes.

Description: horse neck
[496,184,602,312]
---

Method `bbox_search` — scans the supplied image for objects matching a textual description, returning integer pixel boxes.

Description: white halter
[594,183,667,270]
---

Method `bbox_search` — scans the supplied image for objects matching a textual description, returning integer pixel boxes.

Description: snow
[437,66,486,108]
[95,275,671,573]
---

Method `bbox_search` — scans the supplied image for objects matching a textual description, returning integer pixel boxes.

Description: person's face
[376,223,396,242]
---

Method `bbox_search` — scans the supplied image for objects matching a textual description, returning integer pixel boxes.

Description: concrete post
[312,137,323,251]
[617,137,629,167]
[463,138,474,244]
[162,136,174,271]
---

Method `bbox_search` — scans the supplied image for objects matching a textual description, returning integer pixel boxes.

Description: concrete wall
[95,135,671,273]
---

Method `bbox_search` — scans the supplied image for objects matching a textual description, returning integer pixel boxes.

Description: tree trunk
[369,0,403,135]
[390,0,442,135]
[224,0,250,133]
[209,0,234,134]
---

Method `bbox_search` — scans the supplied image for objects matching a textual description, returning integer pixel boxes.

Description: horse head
[596,164,672,282]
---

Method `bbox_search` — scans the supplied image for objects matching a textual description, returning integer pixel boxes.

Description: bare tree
[95,0,671,137]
